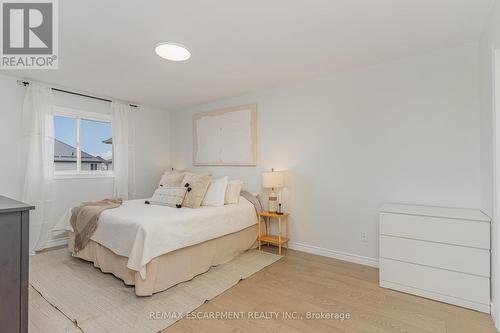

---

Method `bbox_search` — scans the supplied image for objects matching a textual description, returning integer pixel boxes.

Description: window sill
[54,172,114,180]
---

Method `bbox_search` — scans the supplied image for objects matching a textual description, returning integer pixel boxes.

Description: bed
[55,196,258,296]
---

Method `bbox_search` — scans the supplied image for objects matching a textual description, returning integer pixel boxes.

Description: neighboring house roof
[54,139,108,163]
[102,138,112,144]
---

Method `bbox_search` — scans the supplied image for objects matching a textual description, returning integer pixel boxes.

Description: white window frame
[53,106,114,179]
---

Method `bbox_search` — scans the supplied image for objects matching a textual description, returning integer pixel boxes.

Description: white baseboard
[43,237,379,269]
[288,241,379,268]
[42,238,379,269]
[44,236,69,249]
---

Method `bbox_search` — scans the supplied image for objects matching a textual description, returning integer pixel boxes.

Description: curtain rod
[17,80,139,108]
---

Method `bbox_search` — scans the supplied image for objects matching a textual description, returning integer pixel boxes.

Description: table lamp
[262,169,285,213]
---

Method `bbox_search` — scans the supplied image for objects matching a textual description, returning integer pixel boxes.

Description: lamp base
[268,191,278,213]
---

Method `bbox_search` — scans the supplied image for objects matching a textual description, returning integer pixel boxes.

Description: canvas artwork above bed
[193,104,257,166]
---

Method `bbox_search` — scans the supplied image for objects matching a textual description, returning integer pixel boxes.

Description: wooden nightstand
[257,211,289,255]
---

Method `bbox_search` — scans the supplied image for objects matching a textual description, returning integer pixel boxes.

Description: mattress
[68,225,258,296]
[55,196,257,279]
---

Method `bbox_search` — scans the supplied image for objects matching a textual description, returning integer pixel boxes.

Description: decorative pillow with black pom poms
[149,187,187,208]
[157,170,186,188]
[180,173,211,208]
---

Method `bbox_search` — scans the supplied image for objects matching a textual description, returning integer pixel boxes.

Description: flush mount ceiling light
[155,42,191,61]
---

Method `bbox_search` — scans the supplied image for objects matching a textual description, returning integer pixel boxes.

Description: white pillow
[202,177,228,207]
[224,180,243,204]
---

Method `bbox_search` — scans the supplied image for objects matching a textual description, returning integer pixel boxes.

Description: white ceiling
[2,0,494,110]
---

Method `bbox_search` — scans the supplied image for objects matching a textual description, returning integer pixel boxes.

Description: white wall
[480,0,500,225]
[494,48,500,330]
[0,73,170,245]
[170,43,481,262]
[479,0,500,328]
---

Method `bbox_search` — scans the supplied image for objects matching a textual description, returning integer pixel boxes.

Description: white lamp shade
[262,171,284,189]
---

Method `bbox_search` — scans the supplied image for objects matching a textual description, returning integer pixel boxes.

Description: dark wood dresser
[0,196,34,333]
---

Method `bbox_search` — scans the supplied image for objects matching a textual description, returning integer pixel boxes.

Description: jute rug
[30,248,281,333]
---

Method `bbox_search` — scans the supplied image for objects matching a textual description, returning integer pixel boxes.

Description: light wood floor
[30,247,497,333]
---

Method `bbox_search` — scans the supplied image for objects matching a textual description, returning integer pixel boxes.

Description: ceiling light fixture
[155,42,191,61]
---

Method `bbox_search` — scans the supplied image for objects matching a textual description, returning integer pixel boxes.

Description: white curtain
[111,101,130,199]
[21,83,55,254]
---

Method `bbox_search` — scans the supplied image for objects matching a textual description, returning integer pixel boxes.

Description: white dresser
[379,203,491,313]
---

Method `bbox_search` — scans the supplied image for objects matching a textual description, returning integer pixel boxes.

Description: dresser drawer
[380,235,490,277]
[379,258,490,306]
[380,212,490,249]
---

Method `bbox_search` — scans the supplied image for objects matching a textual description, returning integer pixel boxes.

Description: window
[53,107,113,177]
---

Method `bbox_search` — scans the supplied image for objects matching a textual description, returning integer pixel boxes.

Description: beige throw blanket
[70,198,123,253]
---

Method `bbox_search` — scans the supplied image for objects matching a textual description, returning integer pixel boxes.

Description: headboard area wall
[169,43,481,265]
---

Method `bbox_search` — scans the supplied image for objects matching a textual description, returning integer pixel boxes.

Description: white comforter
[54,197,257,279]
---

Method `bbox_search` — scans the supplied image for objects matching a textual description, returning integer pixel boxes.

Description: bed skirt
[67,224,258,296]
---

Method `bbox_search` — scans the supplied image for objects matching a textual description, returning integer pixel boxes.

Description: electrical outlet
[361,232,368,242]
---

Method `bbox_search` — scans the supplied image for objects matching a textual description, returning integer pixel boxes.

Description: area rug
[30,248,281,333]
